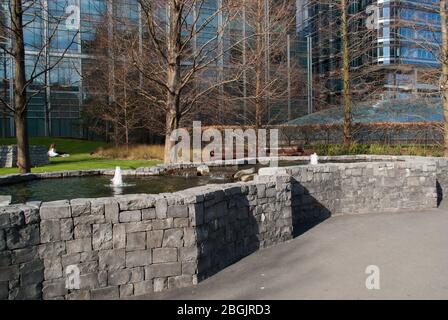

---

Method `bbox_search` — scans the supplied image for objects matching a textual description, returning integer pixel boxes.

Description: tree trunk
[124,81,129,148]
[113,120,119,147]
[341,0,351,149]
[15,112,30,172]
[164,106,178,164]
[44,69,51,137]
[254,0,264,132]
[164,0,182,164]
[45,102,51,137]
[12,0,31,173]
[441,0,448,156]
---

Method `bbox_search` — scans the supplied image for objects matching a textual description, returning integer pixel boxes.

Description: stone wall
[0,204,43,300]
[0,175,292,300]
[194,176,292,280]
[0,158,443,300]
[0,145,50,168]
[277,161,438,226]
[429,157,448,205]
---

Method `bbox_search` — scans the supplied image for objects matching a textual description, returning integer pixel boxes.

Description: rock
[134,280,153,296]
[145,262,181,278]
[162,229,184,247]
[152,248,178,263]
[92,223,113,250]
[147,230,164,248]
[240,174,255,182]
[197,165,210,176]
[126,232,146,251]
[0,195,11,207]
[6,224,40,249]
[234,168,256,180]
[126,250,152,268]
[98,249,125,271]
[91,286,119,300]
[168,275,193,289]
[40,201,71,220]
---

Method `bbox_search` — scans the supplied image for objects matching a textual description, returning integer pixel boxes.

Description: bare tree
[135,0,244,164]
[83,9,146,147]
[0,5,9,138]
[392,1,448,152]
[440,0,448,155]
[232,0,300,130]
[0,0,78,172]
[302,0,381,145]
[341,0,351,148]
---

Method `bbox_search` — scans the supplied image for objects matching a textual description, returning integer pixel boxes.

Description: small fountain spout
[310,153,319,165]
[111,166,123,186]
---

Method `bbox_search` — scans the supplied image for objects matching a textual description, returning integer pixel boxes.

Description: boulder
[0,195,11,207]
[240,174,255,182]
[197,165,210,176]
[233,168,256,180]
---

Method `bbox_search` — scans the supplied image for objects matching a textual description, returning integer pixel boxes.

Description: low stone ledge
[0,145,49,168]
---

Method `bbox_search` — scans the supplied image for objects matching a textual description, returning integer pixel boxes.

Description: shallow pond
[1,159,384,204]
[0,175,231,204]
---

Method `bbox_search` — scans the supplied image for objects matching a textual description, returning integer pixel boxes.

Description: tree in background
[303,0,380,146]
[135,0,245,164]
[0,0,78,172]
[440,0,448,155]
[82,8,146,147]
[341,0,351,148]
[230,0,302,130]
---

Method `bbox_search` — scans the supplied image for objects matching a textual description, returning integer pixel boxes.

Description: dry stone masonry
[0,145,50,168]
[0,174,292,300]
[0,204,43,299]
[285,161,438,226]
[0,156,444,299]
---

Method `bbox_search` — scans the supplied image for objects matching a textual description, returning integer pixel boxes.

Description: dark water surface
[1,175,231,204]
[1,159,381,204]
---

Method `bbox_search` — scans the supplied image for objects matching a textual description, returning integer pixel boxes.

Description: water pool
[0,174,231,204]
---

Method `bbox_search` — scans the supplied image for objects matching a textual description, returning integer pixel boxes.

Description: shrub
[306,143,442,157]
[95,144,165,160]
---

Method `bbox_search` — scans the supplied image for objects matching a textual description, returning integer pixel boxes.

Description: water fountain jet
[310,153,319,165]
[111,166,123,186]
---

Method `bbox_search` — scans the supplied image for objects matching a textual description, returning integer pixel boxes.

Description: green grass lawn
[0,137,161,175]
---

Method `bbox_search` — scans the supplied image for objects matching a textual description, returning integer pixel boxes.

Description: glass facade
[0,0,138,138]
[0,0,300,138]
[298,0,442,105]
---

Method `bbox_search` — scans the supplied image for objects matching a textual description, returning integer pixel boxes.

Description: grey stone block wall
[0,177,292,300]
[0,157,443,300]
[0,204,43,300]
[282,161,438,225]
[188,177,293,280]
[429,157,448,205]
[0,145,50,168]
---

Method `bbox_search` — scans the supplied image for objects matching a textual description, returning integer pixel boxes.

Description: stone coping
[0,155,443,185]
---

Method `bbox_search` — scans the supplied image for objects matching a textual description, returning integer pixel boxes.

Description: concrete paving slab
[137,206,448,300]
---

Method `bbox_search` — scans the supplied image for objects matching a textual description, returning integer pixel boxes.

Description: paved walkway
[139,205,448,300]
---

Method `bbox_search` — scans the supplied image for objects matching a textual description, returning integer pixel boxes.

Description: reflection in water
[0,160,379,204]
[1,175,231,204]
[111,185,124,196]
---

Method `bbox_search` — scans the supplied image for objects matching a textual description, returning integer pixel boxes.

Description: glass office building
[0,0,108,137]
[297,0,441,107]
[0,0,301,138]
